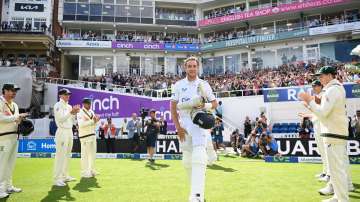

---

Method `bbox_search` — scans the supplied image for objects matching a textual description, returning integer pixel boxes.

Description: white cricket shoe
[349,183,355,192]
[322,197,338,202]
[207,154,217,166]
[190,196,204,202]
[64,176,76,182]
[53,180,66,187]
[0,192,9,199]
[81,174,93,178]
[7,186,22,193]
[318,175,330,182]
[91,170,99,177]
[319,183,334,195]
[315,173,326,178]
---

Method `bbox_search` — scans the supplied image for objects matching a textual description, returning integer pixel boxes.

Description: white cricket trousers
[180,117,207,202]
[314,133,329,175]
[80,136,97,176]
[325,143,349,202]
[54,128,73,182]
[0,136,17,192]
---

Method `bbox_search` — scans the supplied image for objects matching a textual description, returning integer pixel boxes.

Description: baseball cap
[82,97,92,104]
[313,66,337,76]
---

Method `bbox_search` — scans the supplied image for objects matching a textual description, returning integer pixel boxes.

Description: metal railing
[37,77,266,99]
[38,77,171,98]
[202,0,322,20]
[58,35,199,44]
[203,18,360,44]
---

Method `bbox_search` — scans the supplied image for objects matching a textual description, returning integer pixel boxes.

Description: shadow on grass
[222,154,237,159]
[207,164,237,172]
[145,162,170,170]
[40,185,75,202]
[351,183,360,194]
[131,159,145,162]
[73,177,101,193]
[350,194,360,200]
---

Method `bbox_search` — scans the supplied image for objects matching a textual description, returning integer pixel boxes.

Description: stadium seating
[272,122,301,133]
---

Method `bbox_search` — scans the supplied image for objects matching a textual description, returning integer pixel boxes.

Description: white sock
[191,163,206,201]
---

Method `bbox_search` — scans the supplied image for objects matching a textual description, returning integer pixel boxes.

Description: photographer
[145,109,160,163]
[299,117,313,139]
[259,112,268,128]
[159,116,167,135]
[243,116,252,138]
[259,133,279,156]
[230,129,244,155]
[211,118,225,152]
[241,130,259,158]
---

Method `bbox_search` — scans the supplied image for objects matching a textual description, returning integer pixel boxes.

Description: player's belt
[0,131,18,136]
[79,133,95,139]
[320,133,348,140]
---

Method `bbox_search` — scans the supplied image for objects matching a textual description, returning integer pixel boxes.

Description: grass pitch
[1,155,359,202]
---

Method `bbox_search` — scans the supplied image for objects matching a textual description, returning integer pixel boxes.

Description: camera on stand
[139,107,150,141]
[140,107,149,119]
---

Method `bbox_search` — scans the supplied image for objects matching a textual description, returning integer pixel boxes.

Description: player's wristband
[204,103,212,111]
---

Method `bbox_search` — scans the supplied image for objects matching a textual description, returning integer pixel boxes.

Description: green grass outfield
[1,155,360,202]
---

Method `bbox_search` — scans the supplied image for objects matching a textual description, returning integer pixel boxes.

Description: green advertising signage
[201,28,309,51]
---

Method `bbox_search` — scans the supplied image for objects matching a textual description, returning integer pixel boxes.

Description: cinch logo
[155,110,171,121]
[27,141,37,151]
[144,44,161,49]
[117,43,134,49]
[352,85,360,98]
[92,96,120,111]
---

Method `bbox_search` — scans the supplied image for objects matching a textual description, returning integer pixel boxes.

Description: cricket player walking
[170,56,218,202]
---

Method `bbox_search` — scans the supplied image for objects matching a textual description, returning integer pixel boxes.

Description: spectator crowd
[56,62,358,97]
[204,11,360,43]
[155,8,196,21]
[61,31,199,44]
[1,21,51,33]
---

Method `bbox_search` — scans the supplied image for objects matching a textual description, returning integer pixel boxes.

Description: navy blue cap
[82,97,92,104]
[58,88,71,95]
[311,80,322,86]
